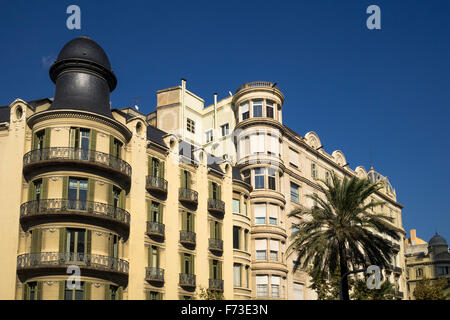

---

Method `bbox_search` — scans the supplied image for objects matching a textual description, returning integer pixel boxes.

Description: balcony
[145,267,164,284]
[393,243,400,251]
[146,175,168,195]
[394,266,402,274]
[209,279,224,292]
[179,188,198,206]
[20,199,130,238]
[146,221,165,239]
[23,148,132,189]
[207,198,225,215]
[208,238,223,253]
[236,81,280,93]
[179,273,196,288]
[17,252,129,286]
[180,230,196,246]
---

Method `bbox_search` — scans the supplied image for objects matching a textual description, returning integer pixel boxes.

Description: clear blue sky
[0,0,449,242]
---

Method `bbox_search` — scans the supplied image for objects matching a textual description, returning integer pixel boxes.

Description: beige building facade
[0,36,407,300]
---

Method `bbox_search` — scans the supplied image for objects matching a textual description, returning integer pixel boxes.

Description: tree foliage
[195,286,224,300]
[413,277,447,300]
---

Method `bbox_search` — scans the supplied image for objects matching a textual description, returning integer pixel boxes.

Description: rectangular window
[254,168,265,189]
[325,171,330,185]
[256,275,268,298]
[233,226,240,249]
[268,204,278,225]
[293,282,304,300]
[205,129,213,143]
[148,291,162,300]
[68,178,88,210]
[289,148,299,168]
[251,133,265,154]
[221,123,229,136]
[255,239,267,260]
[268,168,276,190]
[270,240,279,261]
[240,103,249,121]
[266,101,274,118]
[233,198,240,213]
[65,281,84,300]
[253,100,263,117]
[311,163,317,179]
[242,170,251,185]
[233,263,242,287]
[254,203,266,224]
[268,134,279,156]
[186,118,195,133]
[290,183,299,203]
[271,276,280,298]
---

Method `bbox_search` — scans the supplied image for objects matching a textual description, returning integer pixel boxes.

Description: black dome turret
[48,36,117,118]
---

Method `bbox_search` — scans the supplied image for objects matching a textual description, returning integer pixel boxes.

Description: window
[291,224,299,234]
[270,240,279,261]
[234,263,242,287]
[289,148,299,168]
[210,259,222,280]
[109,285,118,300]
[33,179,42,201]
[210,220,222,240]
[293,283,303,300]
[221,123,229,136]
[254,203,266,224]
[271,276,280,298]
[290,183,299,203]
[254,168,265,189]
[186,118,195,133]
[325,171,330,185]
[268,168,276,190]
[256,275,268,297]
[148,291,162,300]
[149,245,159,268]
[311,163,317,179]
[240,102,249,120]
[205,129,213,143]
[233,226,241,249]
[66,228,86,261]
[266,101,274,118]
[269,204,278,225]
[181,211,194,232]
[111,137,122,159]
[253,100,263,117]
[255,239,267,260]
[268,134,279,156]
[251,133,265,154]
[233,198,240,213]
[68,178,88,210]
[416,268,423,278]
[242,170,251,185]
[243,199,248,216]
[25,282,38,300]
[64,281,84,300]
[245,266,250,288]
[148,200,163,223]
[181,253,194,274]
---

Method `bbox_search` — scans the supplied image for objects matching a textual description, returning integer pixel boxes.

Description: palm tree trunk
[339,241,350,300]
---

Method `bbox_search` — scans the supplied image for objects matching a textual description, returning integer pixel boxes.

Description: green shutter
[31,132,37,150]
[159,203,163,223]
[87,179,95,202]
[210,221,214,238]
[118,287,123,300]
[41,178,48,200]
[148,246,153,267]
[218,261,222,280]
[59,281,65,300]
[62,177,69,199]
[86,230,92,255]
[84,282,91,300]
[108,235,113,257]
[180,253,185,274]
[104,285,110,300]
[217,185,221,200]
[22,283,29,300]
[191,213,195,232]
[37,281,43,300]
[107,184,114,205]
[186,171,191,188]
[218,222,222,240]
[28,181,35,201]
[180,169,185,188]
[190,255,194,274]
[181,211,187,231]
[59,228,66,253]
[119,189,126,209]
[209,260,213,279]
[31,229,42,254]
[109,135,115,156]
[209,181,213,199]
[89,129,97,151]
[149,157,154,176]
[43,128,51,149]
[160,161,165,179]
[146,199,152,221]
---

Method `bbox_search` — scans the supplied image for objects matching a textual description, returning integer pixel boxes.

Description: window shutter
[119,189,126,209]
[59,281,65,300]
[108,235,113,258]
[186,171,191,188]
[89,129,96,151]
[191,213,195,232]
[218,261,222,280]
[69,128,76,148]
[86,230,92,255]
[148,246,152,267]
[160,161,165,179]
[28,181,35,201]
[181,211,187,230]
[59,228,66,253]
[42,178,48,200]
[22,283,29,300]
[31,229,42,254]
[84,283,91,300]
[209,260,213,279]
[156,247,160,268]
[210,221,214,238]
[104,285,110,300]
[208,181,213,198]
[148,156,153,176]
[159,203,163,223]
[118,287,123,300]
[180,253,185,274]
[107,184,114,205]
[218,222,222,240]
[109,135,115,156]
[43,128,51,149]
[146,199,152,221]
[31,132,37,150]
[190,255,194,274]
[180,169,185,187]
[145,290,150,300]
[217,185,221,200]
[62,177,69,199]
[37,229,42,253]
[87,179,95,202]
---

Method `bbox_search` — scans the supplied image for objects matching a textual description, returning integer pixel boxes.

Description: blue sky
[0,0,449,242]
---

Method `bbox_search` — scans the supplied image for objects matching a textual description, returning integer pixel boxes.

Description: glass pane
[77,230,85,257]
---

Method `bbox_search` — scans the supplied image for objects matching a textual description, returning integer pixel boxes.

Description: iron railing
[207,198,225,213]
[23,148,131,177]
[20,199,130,225]
[208,238,223,251]
[236,81,280,93]
[146,267,164,282]
[146,221,165,237]
[146,176,168,193]
[209,279,224,291]
[179,273,196,287]
[17,252,129,274]
[179,188,198,204]
[180,230,196,244]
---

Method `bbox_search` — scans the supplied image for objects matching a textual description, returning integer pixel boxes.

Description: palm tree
[288,172,400,300]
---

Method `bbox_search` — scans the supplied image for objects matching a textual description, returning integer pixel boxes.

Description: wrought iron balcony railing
[236,81,280,93]
[146,175,168,194]
[145,267,164,283]
[207,198,225,214]
[17,252,129,274]
[179,188,198,205]
[208,238,223,252]
[20,199,130,225]
[180,230,196,245]
[146,221,165,238]
[179,273,196,287]
[23,147,132,178]
[209,279,224,291]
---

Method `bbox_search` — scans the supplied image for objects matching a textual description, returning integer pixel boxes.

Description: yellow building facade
[0,36,407,300]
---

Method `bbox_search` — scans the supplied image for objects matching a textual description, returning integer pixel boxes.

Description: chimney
[411,229,417,245]
[214,93,218,131]
[181,78,186,140]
